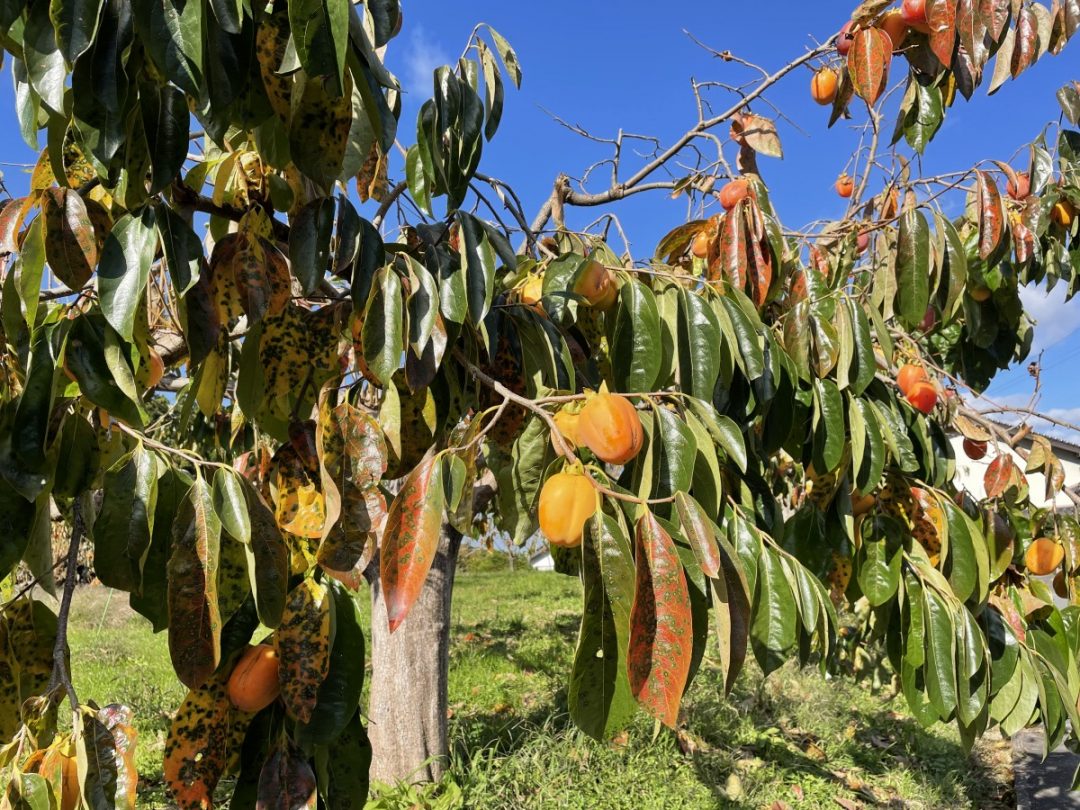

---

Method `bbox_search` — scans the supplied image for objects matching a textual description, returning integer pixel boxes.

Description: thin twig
[49,500,83,710]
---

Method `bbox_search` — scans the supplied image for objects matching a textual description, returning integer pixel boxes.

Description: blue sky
[1,2,1078,431]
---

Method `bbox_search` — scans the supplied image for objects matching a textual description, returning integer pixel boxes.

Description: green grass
[66,570,1014,809]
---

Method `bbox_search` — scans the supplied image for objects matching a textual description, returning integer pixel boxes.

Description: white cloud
[1020,282,1080,354]
[402,26,450,99]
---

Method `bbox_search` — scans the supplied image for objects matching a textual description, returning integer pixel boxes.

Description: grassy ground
[66,569,1014,809]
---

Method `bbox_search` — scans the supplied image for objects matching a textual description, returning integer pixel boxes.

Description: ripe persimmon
[538,470,596,547]
[1006,171,1030,200]
[879,10,909,50]
[552,409,580,449]
[811,68,838,105]
[718,178,752,211]
[227,644,281,712]
[968,283,993,302]
[519,275,545,313]
[835,173,855,198]
[1025,537,1065,576]
[574,260,617,310]
[901,0,930,32]
[896,363,928,395]
[836,20,855,56]
[856,229,870,253]
[906,380,938,414]
[852,492,877,516]
[962,438,988,460]
[1052,199,1076,228]
[577,389,644,465]
[691,230,711,259]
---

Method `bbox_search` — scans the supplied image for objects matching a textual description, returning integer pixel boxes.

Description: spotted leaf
[0,599,58,741]
[164,671,254,810]
[847,27,891,105]
[274,578,332,723]
[41,187,97,289]
[256,743,316,810]
[168,477,223,689]
[627,511,693,728]
[272,443,326,539]
[975,170,1005,260]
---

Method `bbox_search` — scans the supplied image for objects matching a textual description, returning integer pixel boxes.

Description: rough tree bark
[367,523,463,785]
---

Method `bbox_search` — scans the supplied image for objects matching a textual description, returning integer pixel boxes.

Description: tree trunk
[367,523,462,785]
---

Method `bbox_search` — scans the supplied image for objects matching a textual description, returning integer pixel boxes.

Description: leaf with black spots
[274,578,332,723]
[0,599,58,741]
[168,477,222,689]
[627,511,693,728]
[164,670,254,810]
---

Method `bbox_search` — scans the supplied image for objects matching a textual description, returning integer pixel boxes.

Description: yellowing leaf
[164,672,253,810]
[274,578,332,723]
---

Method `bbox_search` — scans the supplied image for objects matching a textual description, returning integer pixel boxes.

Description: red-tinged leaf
[1011,6,1037,77]
[847,27,891,105]
[957,0,990,72]
[167,477,222,689]
[675,493,721,578]
[984,454,1025,499]
[980,0,1010,42]
[94,704,138,809]
[715,202,748,290]
[256,745,317,810]
[747,232,773,308]
[975,170,1005,260]
[275,578,332,723]
[164,672,254,810]
[988,596,1026,643]
[730,113,783,159]
[0,196,32,254]
[380,451,447,632]
[928,0,958,66]
[41,188,97,289]
[627,511,693,728]
[1010,212,1035,263]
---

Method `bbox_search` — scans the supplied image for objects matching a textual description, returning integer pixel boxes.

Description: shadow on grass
[685,668,1013,809]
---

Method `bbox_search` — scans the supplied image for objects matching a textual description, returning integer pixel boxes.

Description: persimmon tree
[3,0,1080,805]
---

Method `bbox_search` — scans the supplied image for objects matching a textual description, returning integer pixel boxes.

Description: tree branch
[49,499,83,710]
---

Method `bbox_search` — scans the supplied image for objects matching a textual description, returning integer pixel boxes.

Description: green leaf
[896,208,931,329]
[168,476,222,689]
[23,0,65,113]
[156,202,203,296]
[141,83,190,194]
[296,581,365,746]
[627,511,693,728]
[456,211,497,325]
[718,294,764,380]
[93,443,160,594]
[713,523,751,694]
[360,266,404,386]
[213,467,250,545]
[290,197,336,295]
[53,411,99,498]
[923,588,958,720]
[750,546,797,676]
[483,24,521,87]
[685,397,747,473]
[242,483,288,628]
[50,0,102,60]
[207,0,241,33]
[856,516,902,606]
[607,278,661,392]
[674,492,720,579]
[12,324,57,472]
[568,512,636,740]
[848,300,876,395]
[315,711,372,809]
[674,287,722,400]
[650,405,696,500]
[64,314,148,428]
[811,378,845,474]
[98,208,159,341]
[289,0,348,96]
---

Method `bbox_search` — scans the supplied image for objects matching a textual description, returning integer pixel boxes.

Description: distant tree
[2,0,1080,805]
